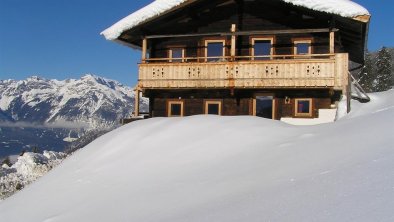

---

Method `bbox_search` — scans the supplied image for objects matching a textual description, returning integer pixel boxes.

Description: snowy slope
[0,90,393,221]
[101,0,369,41]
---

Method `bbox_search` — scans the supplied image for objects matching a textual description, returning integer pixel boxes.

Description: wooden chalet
[102,0,370,121]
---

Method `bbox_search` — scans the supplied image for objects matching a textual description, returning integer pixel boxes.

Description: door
[254,96,274,119]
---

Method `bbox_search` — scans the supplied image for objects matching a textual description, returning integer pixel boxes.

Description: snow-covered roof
[283,0,370,18]
[101,0,370,41]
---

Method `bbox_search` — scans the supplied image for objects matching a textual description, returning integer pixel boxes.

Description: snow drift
[0,90,393,221]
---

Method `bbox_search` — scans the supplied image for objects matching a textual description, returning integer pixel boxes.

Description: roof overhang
[101,0,370,44]
[101,0,370,64]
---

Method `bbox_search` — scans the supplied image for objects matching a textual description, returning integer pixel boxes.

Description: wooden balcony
[138,53,348,90]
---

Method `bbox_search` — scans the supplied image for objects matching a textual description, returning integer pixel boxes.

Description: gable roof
[101,0,370,41]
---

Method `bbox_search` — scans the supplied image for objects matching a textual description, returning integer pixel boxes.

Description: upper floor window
[205,40,226,62]
[251,37,274,60]
[168,48,185,63]
[293,38,312,56]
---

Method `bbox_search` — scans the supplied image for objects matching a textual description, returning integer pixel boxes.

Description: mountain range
[0,74,148,158]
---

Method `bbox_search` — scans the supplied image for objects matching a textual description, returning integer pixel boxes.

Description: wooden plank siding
[145,89,334,119]
[150,96,331,118]
[139,53,348,90]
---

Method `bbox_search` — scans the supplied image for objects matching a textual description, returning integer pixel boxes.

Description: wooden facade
[145,89,335,119]
[135,24,349,119]
[104,0,369,120]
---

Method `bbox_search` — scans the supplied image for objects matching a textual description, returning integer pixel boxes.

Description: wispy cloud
[0,120,89,129]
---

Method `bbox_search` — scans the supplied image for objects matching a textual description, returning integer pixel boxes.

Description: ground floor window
[204,100,222,115]
[294,98,313,117]
[167,100,184,117]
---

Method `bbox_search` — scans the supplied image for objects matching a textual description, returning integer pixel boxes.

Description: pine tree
[359,51,375,92]
[375,47,393,92]
[31,146,40,153]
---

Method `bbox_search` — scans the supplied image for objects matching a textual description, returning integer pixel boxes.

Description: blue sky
[0,0,393,86]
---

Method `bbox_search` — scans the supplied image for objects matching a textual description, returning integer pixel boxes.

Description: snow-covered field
[0,90,393,222]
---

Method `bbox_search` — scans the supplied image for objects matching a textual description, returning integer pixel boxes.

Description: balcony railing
[138,53,348,90]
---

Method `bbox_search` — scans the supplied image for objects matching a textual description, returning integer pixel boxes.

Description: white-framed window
[205,40,226,62]
[167,100,184,117]
[293,38,312,55]
[294,98,313,117]
[204,100,222,115]
[251,37,274,60]
[168,48,185,63]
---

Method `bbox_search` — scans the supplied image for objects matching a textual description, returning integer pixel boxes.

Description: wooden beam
[236,28,339,36]
[346,77,351,113]
[134,87,140,117]
[231,24,236,60]
[146,32,229,39]
[141,38,147,63]
[352,15,371,23]
[144,53,335,62]
[145,28,339,39]
[329,31,335,54]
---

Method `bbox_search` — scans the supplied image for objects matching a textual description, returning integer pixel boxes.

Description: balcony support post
[134,86,140,117]
[142,38,147,63]
[231,24,236,61]
[346,72,351,113]
[329,31,335,54]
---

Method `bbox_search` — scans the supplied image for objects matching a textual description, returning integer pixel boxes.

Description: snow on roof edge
[101,0,191,41]
[101,0,370,42]
[283,0,370,19]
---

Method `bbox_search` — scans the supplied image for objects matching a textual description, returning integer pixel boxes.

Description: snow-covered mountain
[0,74,148,127]
[0,74,148,158]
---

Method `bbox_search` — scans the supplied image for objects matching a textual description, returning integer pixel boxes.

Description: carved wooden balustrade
[138,53,348,90]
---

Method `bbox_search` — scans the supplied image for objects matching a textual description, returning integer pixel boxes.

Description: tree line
[358,47,393,92]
